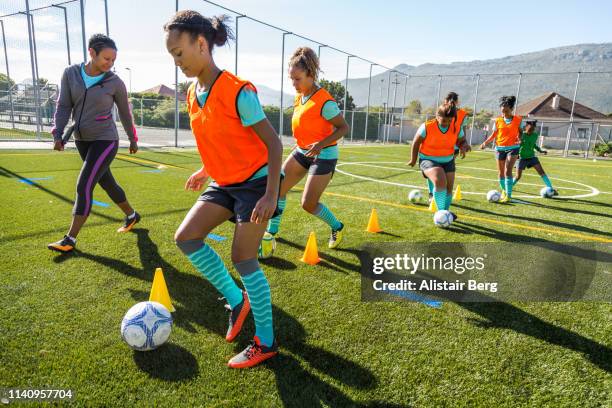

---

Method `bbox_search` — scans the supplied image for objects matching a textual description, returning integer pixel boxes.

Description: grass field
[0,145,610,407]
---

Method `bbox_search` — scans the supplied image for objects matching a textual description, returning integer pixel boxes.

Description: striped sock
[314,203,342,230]
[499,177,506,191]
[426,179,434,195]
[541,174,553,188]
[241,269,274,347]
[187,244,243,308]
[433,190,446,211]
[505,177,513,198]
[267,197,286,235]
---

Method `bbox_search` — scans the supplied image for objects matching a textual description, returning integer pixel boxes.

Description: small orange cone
[366,208,383,233]
[149,267,175,312]
[429,198,438,212]
[453,185,462,201]
[300,232,320,265]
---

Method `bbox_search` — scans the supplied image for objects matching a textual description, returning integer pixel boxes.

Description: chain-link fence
[1,0,611,159]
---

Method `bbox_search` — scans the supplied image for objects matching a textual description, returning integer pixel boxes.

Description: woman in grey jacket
[48,34,140,253]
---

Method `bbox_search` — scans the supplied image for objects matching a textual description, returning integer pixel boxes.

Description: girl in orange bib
[480,96,522,202]
[263,47,349,251]
[424,92,469,202]
[165,11,282,368]
[409,103,470,220]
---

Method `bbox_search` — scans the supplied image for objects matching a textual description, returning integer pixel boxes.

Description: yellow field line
[321,190,612,243]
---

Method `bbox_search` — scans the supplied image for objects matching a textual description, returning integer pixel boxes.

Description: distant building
[139,84,186,101]
[515,92,612,149]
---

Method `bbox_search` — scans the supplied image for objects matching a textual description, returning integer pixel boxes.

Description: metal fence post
[399,75,408,144]
[24,4,41,138]
[384,70,391,143]
[469,74,480,145]
[343,55,353,117]
[0,19,15,128]
[564,72,581,157]
[140,97,143,128]
[51,5,71,66]
[391,73,399,143]
[350,110,354,142]
[79,0,86,62]
[514,73,522,114]
[234,15,244,75]
[104,0,109,36]
[279,31,291,138]
[174,0,179,147]
[364,63,374,143]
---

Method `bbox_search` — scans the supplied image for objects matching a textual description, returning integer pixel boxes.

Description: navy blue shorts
[198,174,283,223]
[517,157,540,170]
[291,149,337,176]
[419,158,456,177]
[496,148,520,160]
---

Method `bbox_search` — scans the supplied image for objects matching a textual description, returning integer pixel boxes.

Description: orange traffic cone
[366,208,383,233]
[453,185,462,201]
[429,198,438,212]
[149,267,175,312]
[301,232,320,265]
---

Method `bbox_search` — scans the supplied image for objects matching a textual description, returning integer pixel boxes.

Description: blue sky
[4,0,611,91]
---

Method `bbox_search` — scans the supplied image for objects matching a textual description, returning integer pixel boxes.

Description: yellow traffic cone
[453,185,462,201]
[149,267,175,312]
[366,208,383,233]
[301,232,320,265]
[429,198,438,212]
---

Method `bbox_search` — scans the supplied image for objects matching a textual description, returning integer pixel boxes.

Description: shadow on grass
[133,343,199,381]
[277,237,361,273]
[453,203,612,239]
[377,266,612,374]
[54,228,380,403]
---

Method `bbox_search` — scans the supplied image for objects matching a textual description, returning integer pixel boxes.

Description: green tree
[0,73,14,92]
[319,78,355,111]
[178,81,192,95]
[403,100,422,116]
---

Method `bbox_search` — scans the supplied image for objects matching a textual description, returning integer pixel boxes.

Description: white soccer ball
[540,187,554,198]
[486,190,501,203]
[258,232,276,259]
[433,210,453,228]
[121,301,173,351]
[408,189,423,203]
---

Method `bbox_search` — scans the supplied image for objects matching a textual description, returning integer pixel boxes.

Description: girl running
[480,95,521,203]
[165,11,281,368]
[425,92,469,202]
[264,47,349,250]
[409,102,469,220]
[48,34,140,253]
[513,120,558,195]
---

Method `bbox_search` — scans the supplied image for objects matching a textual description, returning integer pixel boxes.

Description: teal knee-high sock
[186,243,243,308]
[541,174,553,188]
[505,177,513,198]
[433,189,446,211]
[314,203,342,230]
[499,177,506,191]
[426,179,434,195]
[444,191,452,210]
[236,260,274,347]
[266,197,286,235]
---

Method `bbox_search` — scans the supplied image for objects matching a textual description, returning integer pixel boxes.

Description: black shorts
[292,149,337,176]
[198,174,283,223]
[517,157,540,170]
[419,158,456,177]
[496,148,520,160]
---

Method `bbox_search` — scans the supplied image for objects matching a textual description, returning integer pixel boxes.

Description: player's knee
[301,198,318,214]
